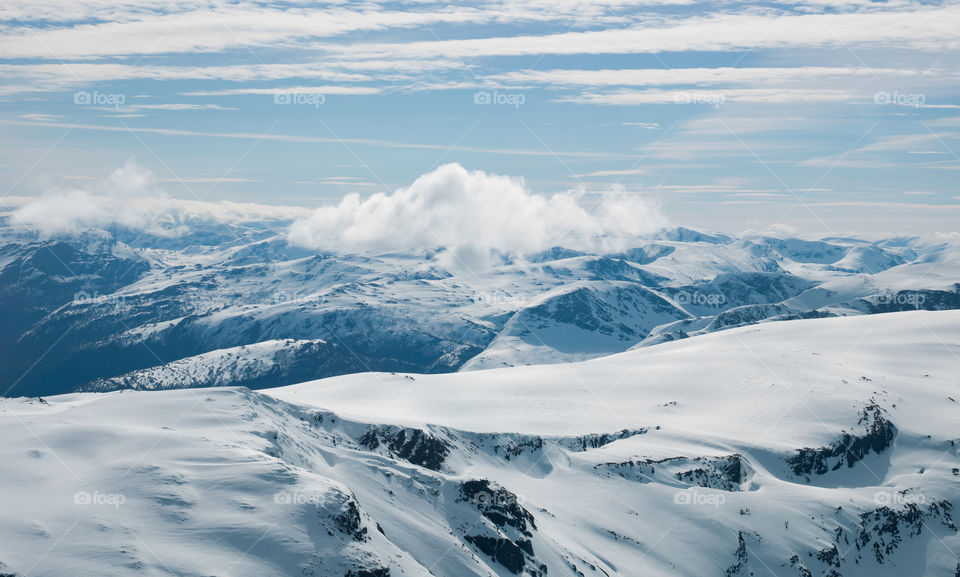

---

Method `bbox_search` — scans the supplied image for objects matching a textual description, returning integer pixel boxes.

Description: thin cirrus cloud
[0,119,640,159]
[489,67,924,87]
[4,4,957,64]
[0,63,373,95]
[466,66,935,107]
[800,132,958,166]
[0,2,956,100]
[181,86,383,97]
[622,122,660,130]
[2,0,713,61]
[323,6,960,60]
[0,0,689,28]
[561,87,861,105]
[0,6,513,60]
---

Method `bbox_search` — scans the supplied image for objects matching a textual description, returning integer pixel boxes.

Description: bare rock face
[674,454,751,491]
[596,453,753,491]
[345,568,390,577]
[458,480,541,575]
[853,500,956,565]
[358,425,451,471]
[786,402,896,481]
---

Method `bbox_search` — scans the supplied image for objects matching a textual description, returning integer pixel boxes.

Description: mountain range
[1,203,957,397]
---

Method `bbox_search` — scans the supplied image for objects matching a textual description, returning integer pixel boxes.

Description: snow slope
[80,339,347,392]
[2,310,958,576]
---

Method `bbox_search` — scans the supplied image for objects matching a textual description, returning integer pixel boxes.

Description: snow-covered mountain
[2,311,958,576]
[1,204,959,396]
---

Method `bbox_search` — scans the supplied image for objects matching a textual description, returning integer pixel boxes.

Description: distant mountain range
[1,205,958,397]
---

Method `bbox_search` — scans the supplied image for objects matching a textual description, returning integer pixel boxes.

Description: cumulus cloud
[287,163,668,262]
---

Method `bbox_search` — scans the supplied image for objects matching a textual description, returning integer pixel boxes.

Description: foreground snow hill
[1,311,959,576]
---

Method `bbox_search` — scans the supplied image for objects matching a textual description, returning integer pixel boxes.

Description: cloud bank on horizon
[8,161,667,260]
[0,0,958,234]
[9,161,181,237]
[7,161,307,237]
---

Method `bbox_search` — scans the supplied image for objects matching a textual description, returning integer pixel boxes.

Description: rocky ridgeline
[358,426,452,472]
[457,480,544,576]
[352,422,656,473]
[853,500,955,566]
[596,454,752,491]
[786,402,897,481]
[781,500,956,576]
[467,427,653,461]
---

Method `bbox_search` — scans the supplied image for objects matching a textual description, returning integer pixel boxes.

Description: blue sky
[1,0,959,235]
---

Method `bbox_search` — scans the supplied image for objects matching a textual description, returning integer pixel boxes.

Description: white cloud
[801,131,960,166]
[560,87,859,105]
[11,161,180,236]
[328,6,960,60]
[0,3,956,107]
[678,115,816,135]
[1,119,637,159]
[9,161,306,236]
[0,62,375,96]
[573,168,647,177]
[123,103,237,111]
[287,163,668,263]
[930,117,960,127]
[491,66,922,87]
[0,6,508,60]
[623,121,660,130]
[181,86,382,97]
[18,113,62,122]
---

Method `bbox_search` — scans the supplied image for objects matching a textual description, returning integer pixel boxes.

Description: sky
[1,0,959,236]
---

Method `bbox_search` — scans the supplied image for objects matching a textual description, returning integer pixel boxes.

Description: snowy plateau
[0,206,959,576]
